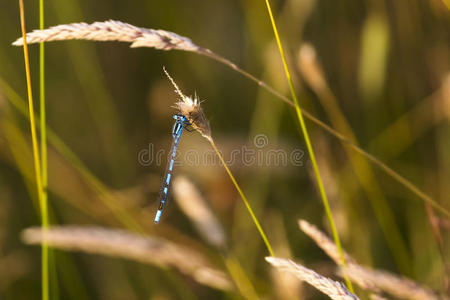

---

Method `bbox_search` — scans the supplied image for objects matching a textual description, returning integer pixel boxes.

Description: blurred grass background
[1,0,449,299]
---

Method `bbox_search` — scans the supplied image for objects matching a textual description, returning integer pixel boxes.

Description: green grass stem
[263,0,353,292]
[18,1,48,299]
[201,46,450,221]
[39,0,52,297]
[209,139,274,257]
[0,76,142,232]
[306,75,412,274]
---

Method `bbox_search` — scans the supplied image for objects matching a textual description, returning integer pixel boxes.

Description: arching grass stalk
[164,68,275,257]
[209,139,275,257]
[13,21,450,219]
[18,1,49,299]
[263,0,353,292]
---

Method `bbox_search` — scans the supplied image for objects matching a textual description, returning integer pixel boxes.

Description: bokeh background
[0,0,449,299]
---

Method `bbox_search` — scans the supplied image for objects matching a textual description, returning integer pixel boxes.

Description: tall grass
[39,0,50,297]
[263,0,353,292]
[298,44,411,274]
[164,67,275,257]
[12,20,450,220]
[209,139,275,257]
[2,1,450,299]
[17,1,49,299]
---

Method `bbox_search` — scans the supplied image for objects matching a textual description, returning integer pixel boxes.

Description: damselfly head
[163,67,212,140]
[173,114,187,121]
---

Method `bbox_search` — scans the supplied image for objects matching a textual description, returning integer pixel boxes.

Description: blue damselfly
[154,114,190,224]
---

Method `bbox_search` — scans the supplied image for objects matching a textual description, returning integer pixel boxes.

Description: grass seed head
[163,67,211,140]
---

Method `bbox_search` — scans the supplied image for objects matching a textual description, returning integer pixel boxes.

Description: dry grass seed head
[299,219,447,300]
[13,20,201,52]
[163,68,211,139]
[344,264,447,300]
[173,176,226,250]
[298,219,355,266]
[298,43,327,92]
[266,257,359,300]
[22,226,233,291]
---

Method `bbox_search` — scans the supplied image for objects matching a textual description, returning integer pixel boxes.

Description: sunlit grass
[298,43,412,275]
[263,0,354,292]
[3,0,449,298]
[0,75,262,300]
[17,1,48,299]
[209,139,275,257]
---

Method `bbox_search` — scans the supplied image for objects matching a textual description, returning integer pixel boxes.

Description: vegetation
[1,0,449,299]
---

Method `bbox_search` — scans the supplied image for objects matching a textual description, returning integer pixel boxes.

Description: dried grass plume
[266,257,359,300]
[13,20,201,52]
[298,43,327,92]
[299,219,355,266]
[299,219,447,300]
[22,226,232,291]
[344,264,446,300]
[163,68,211,139]
[173,176,226,249]
[12,20,213,140]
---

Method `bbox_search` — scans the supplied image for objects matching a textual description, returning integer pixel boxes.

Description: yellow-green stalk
[263,0,353,292]
[18,1,48,299]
